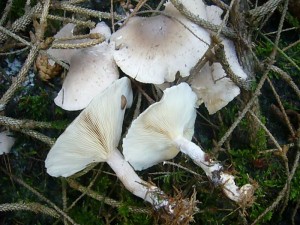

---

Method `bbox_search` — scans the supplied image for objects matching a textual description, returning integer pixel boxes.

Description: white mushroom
[90,22,112,41]
[47,23,77,65]
[54,43,119,111]
[123,83,254,203]
[53,22,119,111]
[190,5,248,114]
[47,22,109,65]
[110,1,210,84]
[0,130,15,155]
[46,77,185,212]
[206,5,248,80]
[191,62,241,114]
[123,83,196,170]
[166,0,208,21]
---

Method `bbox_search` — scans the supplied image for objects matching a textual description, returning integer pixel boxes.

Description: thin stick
[0,116,58,129]
[216,71,268,149]
[110,0,115,33]
[131,80,155,104]
[0,3,43,43]
[259,33,300,72]
[0,25,32,46]
[291,197,300,225]
[51,37,105,49]
[211,0,229,10]
[266,77,295,137]
[269,65,300,99]
[251,142,300,225]
[0,202,59,218]
[1,167,79,225]
[35,14,96,28]
[163,161,201,177]
[19,129,55,146]
[0,44,39,111]
[66,179,151,214]
[216,0,235,36]
[35,0,51,41]
[282,38,300,51]
[0,46,30,56]
[248,110,282,151]
[50,2,124,21]
[0,0,13,26]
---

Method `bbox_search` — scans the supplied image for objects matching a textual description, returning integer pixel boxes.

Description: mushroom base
[174,136,255,204]
[106,149,170,208]
[107,149,200,221]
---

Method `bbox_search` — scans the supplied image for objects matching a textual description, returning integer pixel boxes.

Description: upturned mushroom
[46,77,193,214]
[110,1,210,84]
[123,83,254,203]
[0,130,15,155]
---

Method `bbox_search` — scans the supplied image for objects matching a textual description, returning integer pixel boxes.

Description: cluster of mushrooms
[44,0,254,221]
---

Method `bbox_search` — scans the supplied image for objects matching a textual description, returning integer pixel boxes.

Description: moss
[1,1,300,224]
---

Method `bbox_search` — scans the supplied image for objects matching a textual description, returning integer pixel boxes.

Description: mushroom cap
[47,23,79,65]
[47,22,111,65]
[190,5,248,114]
[0,131,15,155]
[110,3,210,84]
[164,0,207,21]
[205,5,223,25]
[46,77,133,177]
[191,63,240,114]
[123,82,197,170]
[54,42,119,111]
[90,22,112,41]
[221,38,248,80]
[206,5,247,80]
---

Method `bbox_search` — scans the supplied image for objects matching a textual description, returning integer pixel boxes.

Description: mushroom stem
[174,136,254,203]
[106,149,170,209]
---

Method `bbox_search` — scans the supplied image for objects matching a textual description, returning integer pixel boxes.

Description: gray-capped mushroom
[52,22,119,111]
[110,2,210,84]
[47,22,110,65]
[54,42,119,111]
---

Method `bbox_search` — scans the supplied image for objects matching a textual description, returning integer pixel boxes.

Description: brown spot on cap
[121,95,127,110]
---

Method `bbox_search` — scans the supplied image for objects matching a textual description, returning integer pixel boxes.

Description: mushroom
[46,77,191,213]
[123,83,254,203]
[191,62,241,114]
[110,1,210,84]
[47,22,110,65]
[54,43,119,111]
[53,22,119,111]
[47,23,79,65]
[0,130,15,155]
[190,5,248,114]
[205,5,248,80]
